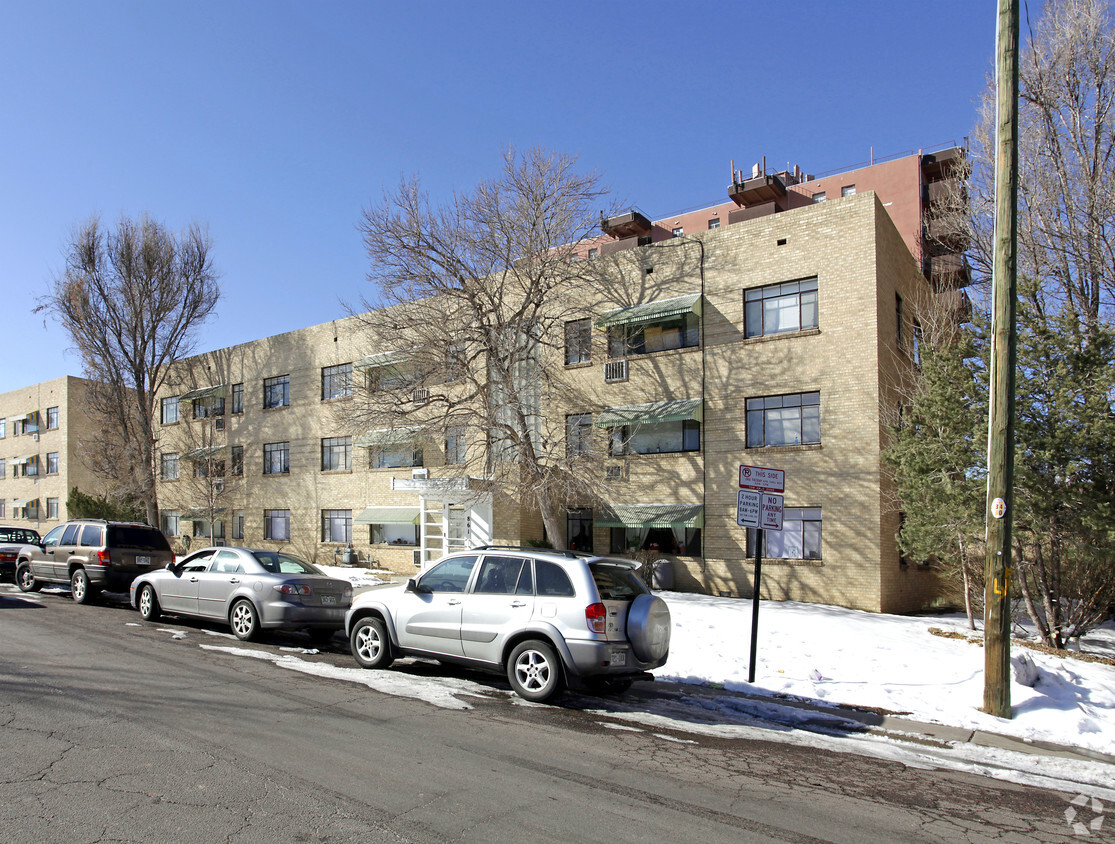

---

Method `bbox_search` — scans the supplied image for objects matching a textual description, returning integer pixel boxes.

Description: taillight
[0,551,16,563]
[275,583,312,597]
[96,549,111,566]
[585,602,607,633]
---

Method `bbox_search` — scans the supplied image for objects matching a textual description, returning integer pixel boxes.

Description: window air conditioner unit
[213,539,226,547]
[413,548,423,569]
[412,468,429,479]
[412,387,430,404]
[604,360,628,383]
[214,417,225,431]
[213,478,225,492]
[32,432,39,441]
[605,463,625,480]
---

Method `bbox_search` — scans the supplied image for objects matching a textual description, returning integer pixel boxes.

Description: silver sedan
[129,547,353,641]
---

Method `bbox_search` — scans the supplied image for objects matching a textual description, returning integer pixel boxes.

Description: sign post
[738,466,784,683]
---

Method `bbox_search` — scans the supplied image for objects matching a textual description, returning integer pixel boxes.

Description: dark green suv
[15,520,174,604]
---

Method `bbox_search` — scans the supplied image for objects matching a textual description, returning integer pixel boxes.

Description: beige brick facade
[152,189,942,613]
[0,376,105,533]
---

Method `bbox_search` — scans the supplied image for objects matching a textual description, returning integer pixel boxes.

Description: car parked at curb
[1,526,41,581]
[15,520,173,603]
[130,547,353,642]
[345,546,671,702]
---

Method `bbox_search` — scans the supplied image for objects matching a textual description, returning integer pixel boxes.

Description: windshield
[590,563,649,600]
[251,551,322,575]
[0,527,40,544]
[107,526,172,552]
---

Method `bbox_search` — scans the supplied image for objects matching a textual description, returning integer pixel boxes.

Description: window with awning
[355,427,422,448]
[184,445,228,461]
[594,399,702,428]
[179,385,227,402]
[595,399,702,456]
[353,507,420,525]
[594,294,702,329]
[596,504,704,529]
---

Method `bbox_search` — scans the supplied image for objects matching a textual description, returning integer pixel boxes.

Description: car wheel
[16,564,40,592]
[350,617,394,669]
[137,584,160,621]
[507,639,564,703]
[71,569,97,604]
[230,599,259,641]
[627,594,671,663]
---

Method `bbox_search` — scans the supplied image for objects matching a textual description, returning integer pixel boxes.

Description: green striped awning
[184,445,227,460]
[182,508,227,520]
[354,506,421,525]
[355,426,422,448]
[354,350,410,370]
[596,504,705,529]
[594,398,703,428]
[179,384,227,401]
[594,294,702,329]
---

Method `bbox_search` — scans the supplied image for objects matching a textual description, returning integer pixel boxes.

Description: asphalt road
[0,585,1084,843]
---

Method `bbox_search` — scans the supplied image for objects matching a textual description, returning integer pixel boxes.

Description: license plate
[321,595,337,605]
[609,651,627,667]
[136,555,150,566]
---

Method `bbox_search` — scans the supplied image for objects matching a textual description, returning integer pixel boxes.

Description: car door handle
[447,599,461,606]
[228,578,240,584]
[189,576,200,582]
[510,601,527,607]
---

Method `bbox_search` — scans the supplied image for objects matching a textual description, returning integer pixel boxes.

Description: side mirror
[405,578,418,593]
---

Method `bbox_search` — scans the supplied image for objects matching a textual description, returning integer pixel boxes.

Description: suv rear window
[590,563,649,600]
[106,526,172,552]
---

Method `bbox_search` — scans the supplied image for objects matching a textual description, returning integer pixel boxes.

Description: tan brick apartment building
[0,376,104,532]
[151,148,968,613]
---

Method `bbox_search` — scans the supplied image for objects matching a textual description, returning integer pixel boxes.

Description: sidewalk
[641,678,1115,767]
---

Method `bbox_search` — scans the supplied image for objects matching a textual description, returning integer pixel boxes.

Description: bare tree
[353,148,615,547]
[37,214,220,528]
[918,0,1115,646]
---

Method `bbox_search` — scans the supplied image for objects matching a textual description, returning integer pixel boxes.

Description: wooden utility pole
[983,0,1020,720]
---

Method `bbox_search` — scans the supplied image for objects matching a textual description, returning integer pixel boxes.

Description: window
[163,511,181,536]
[0,458,5,479]
[46,497,59,520]
[0,418,5,437]
[264,509,291,541]
[445,344,466,381]
[194,458,224,479]
[841,185,856,197]
[321,509,352,543]
[708,218,720,230]
[417,555,477,593]
[160,452,179,481]
[370,523,419,545]
[370,446,423,469]
[672,226,684,238]
[46,452,59,475]
[747,392,820,447]
[161,396,180,425]
[0,500,5,518]
[473,556,533,595]
[230,445,244,476]
[608,420,700,456]
[321,437,352,471]
[47,406,59,430]
[564,318,591,365]
[567,508,593,553]
[445,426,467,465]
[607,313,699,357]
[812,191,827,203]
[24,500,39,519]
[566,413,593,458]
[23,456,38,477]
[193,397,225,419]
[322,364,353,400]
[749,508,822,560]
[588,247,599,259]
[232,509,245,540]
[263,442,290,475]
[745,278,818,338]
[609,526,702,557]
[896,293,904,347]
[231,382,244,414]
[263,375,290,409]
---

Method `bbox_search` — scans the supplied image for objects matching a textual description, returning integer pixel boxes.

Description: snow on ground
[654,591,1115,758]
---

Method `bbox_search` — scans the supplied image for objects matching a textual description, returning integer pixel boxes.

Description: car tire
[507,639,564,703]
[230,599,259,641]
[71,569,97,605]
[15,564,40,592]
[627,594,671,663]
[350,617,394,669]
[137,584,160,621]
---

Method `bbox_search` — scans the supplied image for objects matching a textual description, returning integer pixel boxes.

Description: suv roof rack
[469,545,584,558]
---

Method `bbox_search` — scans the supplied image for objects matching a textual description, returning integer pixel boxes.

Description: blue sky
[1,1,1003,394]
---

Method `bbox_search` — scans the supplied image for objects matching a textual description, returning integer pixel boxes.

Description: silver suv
[15,519,174,604]
[345,546,671,702]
